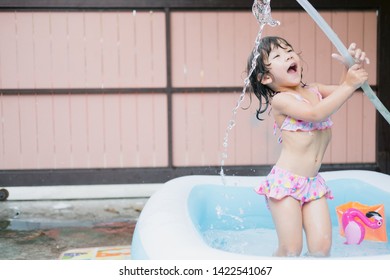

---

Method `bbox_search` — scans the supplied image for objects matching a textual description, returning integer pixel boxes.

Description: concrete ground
[0,183,161,260]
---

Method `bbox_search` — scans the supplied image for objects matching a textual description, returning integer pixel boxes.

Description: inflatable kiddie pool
[131,170,390,259]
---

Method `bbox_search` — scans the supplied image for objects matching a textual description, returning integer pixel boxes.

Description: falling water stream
[219,0,279,183]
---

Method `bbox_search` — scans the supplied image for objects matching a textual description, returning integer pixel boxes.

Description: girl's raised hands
[331,42,370,67]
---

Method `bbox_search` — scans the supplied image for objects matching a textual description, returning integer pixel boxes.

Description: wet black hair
[247,36,302,120]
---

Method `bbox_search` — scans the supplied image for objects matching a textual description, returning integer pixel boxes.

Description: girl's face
[261,43,302,91]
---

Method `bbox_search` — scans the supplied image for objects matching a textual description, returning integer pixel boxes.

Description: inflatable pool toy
[131,170,390,259]
[336,202,387,244]
[341,208,382,245]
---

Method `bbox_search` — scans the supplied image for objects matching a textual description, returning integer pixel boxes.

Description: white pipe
[296,0,390,125]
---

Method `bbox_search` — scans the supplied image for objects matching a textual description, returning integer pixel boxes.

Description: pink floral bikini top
[274,88,333,143]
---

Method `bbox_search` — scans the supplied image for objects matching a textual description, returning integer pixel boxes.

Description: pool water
[203,227,390,258]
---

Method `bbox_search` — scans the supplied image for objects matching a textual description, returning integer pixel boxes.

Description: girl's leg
[302,197,332,257]
[268,197,303,257]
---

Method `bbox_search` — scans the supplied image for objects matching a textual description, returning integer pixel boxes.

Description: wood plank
[136,94,156,166]
[346,12,364,163]
[101,12,120,88]
[299,12,316,84]
[172,94,187,165]
[362,93,376,162]
[86,94,105,167]
[346,93,364,163]
[16,13,35,88]
[67,13,86,88]
[36,95,56,168]
[33,12,52,88]
[119,94,139,166]
[84,13,103,88]
[202,12,220,87]
[151,12,167,87]
[51,13,70,88]
[69,94,89,167]
[103,93,122,167]
[315,12,332,163]
[0,13,18,88]
[329,11,348,163]
[1,96,22,169]
[170,12,186,87]
[363,12,377,84]
[184,12,202,87]
[53,94,72,168]
[19,95,38,168]
[152,94,168,166]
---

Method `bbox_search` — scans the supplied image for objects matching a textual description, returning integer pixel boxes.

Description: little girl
[248,36,369,257]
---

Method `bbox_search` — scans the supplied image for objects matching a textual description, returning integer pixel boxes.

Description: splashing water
[219,0,280,183]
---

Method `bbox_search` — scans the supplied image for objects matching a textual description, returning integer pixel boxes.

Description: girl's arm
[272,64,368,122]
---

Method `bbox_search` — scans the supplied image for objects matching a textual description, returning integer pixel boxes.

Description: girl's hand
[344,63,369,90]
[331,43,370,67]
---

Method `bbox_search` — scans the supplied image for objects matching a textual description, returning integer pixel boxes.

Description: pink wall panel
[172,13,203,87]
[0,93,168,169]
[0,11,166,89]
[135,12,167,87]
[171,12,262,88]
[172,93,281,166]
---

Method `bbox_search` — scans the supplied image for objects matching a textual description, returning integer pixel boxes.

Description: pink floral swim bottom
[255,165,334,206]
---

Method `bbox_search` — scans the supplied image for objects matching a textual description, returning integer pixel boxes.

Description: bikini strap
[273,121,283,143]
[308,87,323,101]
[279,92,309,103]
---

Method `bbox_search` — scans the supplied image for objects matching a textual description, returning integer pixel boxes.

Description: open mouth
[287,62,298,74]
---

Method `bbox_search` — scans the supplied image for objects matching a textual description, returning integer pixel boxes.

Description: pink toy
[341,208,383,245]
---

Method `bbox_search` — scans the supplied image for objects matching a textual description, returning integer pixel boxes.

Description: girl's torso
[272,87,332,177]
